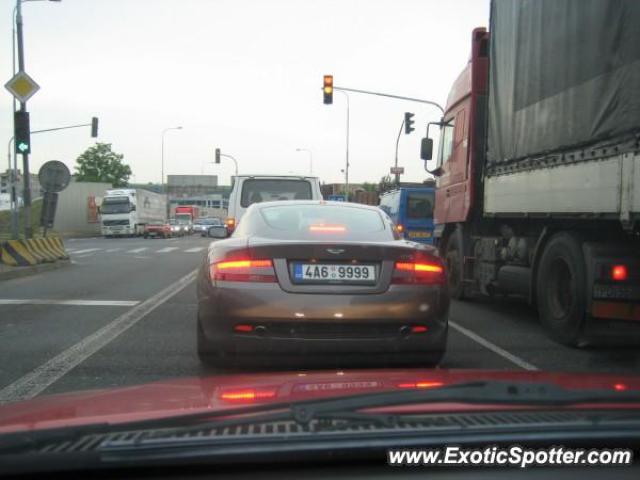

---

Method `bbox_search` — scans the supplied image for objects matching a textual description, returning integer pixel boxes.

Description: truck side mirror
[420,137,433,161]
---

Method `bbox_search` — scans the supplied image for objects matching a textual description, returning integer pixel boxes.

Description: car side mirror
[207,225,228,239]
[420,137,433,161]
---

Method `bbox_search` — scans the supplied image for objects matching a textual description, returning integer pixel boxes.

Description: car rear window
[241,179,312,208]
[258,204,391,241]
[406,192,434,219]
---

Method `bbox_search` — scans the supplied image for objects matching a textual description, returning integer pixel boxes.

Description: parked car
[198,200,449,368]
[143,220,171,239]
[194,218,223,236]
[225,175,323,234]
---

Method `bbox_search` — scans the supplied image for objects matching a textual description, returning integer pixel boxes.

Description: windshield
[240,179,312,207]
[100,197,130,214]
[406,192,434,219]
[2,0,639,472]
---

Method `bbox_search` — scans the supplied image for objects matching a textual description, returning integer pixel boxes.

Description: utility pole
[15,0,32,238]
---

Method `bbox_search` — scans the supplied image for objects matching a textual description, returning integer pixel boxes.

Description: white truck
[100,188,167,237]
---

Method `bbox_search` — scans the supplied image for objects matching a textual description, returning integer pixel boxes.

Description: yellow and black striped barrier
[0,236,68,267]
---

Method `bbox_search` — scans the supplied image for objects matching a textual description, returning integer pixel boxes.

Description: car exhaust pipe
[399,325,411,338]
[254,325,268,337]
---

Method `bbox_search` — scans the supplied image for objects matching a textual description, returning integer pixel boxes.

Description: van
[378,187,435,244]
[226,175,323,232]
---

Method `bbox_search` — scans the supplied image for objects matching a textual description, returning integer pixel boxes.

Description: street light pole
[295,148,313,175]
[220,154,239,180]
[336,90,350,201]
[11,0,61,238]
[15,0,34,238]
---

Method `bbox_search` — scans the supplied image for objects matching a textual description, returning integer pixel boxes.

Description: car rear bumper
[198,282,449,356]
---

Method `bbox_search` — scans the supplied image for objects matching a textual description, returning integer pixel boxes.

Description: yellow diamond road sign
[4,71,40,103]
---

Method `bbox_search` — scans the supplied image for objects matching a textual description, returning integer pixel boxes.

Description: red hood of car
[0,369,638,434]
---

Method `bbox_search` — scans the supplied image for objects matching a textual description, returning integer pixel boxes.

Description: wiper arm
[291,380,640,425]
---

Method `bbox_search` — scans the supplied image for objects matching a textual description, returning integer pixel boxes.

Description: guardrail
[0,236,68,267]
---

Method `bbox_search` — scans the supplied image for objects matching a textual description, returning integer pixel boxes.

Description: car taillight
[219,387,277,403]
[611,264,628,281]
[392,260,445,285]
[396,224,404,234]
[225,217,236,230]
[211,259,276,282]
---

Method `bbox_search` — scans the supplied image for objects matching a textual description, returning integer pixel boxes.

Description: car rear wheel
[536,233,587,347]
[197,319,227,367]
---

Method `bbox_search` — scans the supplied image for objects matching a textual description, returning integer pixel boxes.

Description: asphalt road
[0,234,638,404]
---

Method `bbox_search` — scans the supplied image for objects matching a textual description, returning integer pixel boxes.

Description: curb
[0,259,71,282]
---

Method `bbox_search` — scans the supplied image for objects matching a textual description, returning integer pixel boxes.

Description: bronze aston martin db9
[197,201,449,368]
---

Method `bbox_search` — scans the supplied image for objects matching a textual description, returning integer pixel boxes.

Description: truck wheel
[444,235,466,300]
[536,233,587,347]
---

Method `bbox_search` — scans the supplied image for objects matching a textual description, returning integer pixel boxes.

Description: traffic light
[404,112,415,134]
[14,111,31,154]
[91,117,99,138]
[215,148,221,164]
[323,75,333,105]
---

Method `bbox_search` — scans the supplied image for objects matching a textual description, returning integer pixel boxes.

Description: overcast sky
[2,0,489,186]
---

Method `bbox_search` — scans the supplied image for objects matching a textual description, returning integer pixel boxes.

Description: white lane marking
[157,247,179,253]
[185,247,204,253]
[70,248,101,254]
[0,299,139,307]
[105,248,122,253]
[74,254,95,258]
[65,248,78,253]
[449,320,538,371]
[127,247,148,253]
[0,269,198,404]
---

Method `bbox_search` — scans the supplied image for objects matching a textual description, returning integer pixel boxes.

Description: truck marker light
[397,381,443,389]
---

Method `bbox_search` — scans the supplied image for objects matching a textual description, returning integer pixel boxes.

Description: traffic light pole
[15,0,33,238]
[394,119,405,186]
[334,86,444,114]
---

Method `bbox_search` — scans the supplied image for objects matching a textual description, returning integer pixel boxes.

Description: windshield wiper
[3,380,640,452]
[115,380,640,441]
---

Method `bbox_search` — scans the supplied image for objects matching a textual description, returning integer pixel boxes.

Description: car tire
[536,232,587,347]
[197,319,226,367]
[143,234,148,239]
[443,234,466,300]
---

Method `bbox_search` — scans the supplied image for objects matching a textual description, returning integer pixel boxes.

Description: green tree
[74,143,131,187]
[361,182,377,192]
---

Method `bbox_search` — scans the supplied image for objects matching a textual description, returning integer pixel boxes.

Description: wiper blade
[118,380,640,441]
[290,380,640,425]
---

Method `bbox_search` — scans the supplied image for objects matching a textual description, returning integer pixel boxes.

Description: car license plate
[408,230,431,238]
[293,263,376,283]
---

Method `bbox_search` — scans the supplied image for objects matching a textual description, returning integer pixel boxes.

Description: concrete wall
[53,180,112,236]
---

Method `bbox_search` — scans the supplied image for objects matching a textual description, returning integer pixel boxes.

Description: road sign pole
[15,0,32,238]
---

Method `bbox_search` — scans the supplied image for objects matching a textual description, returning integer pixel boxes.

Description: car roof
[250,200,382,211]
[235,175,319,180]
